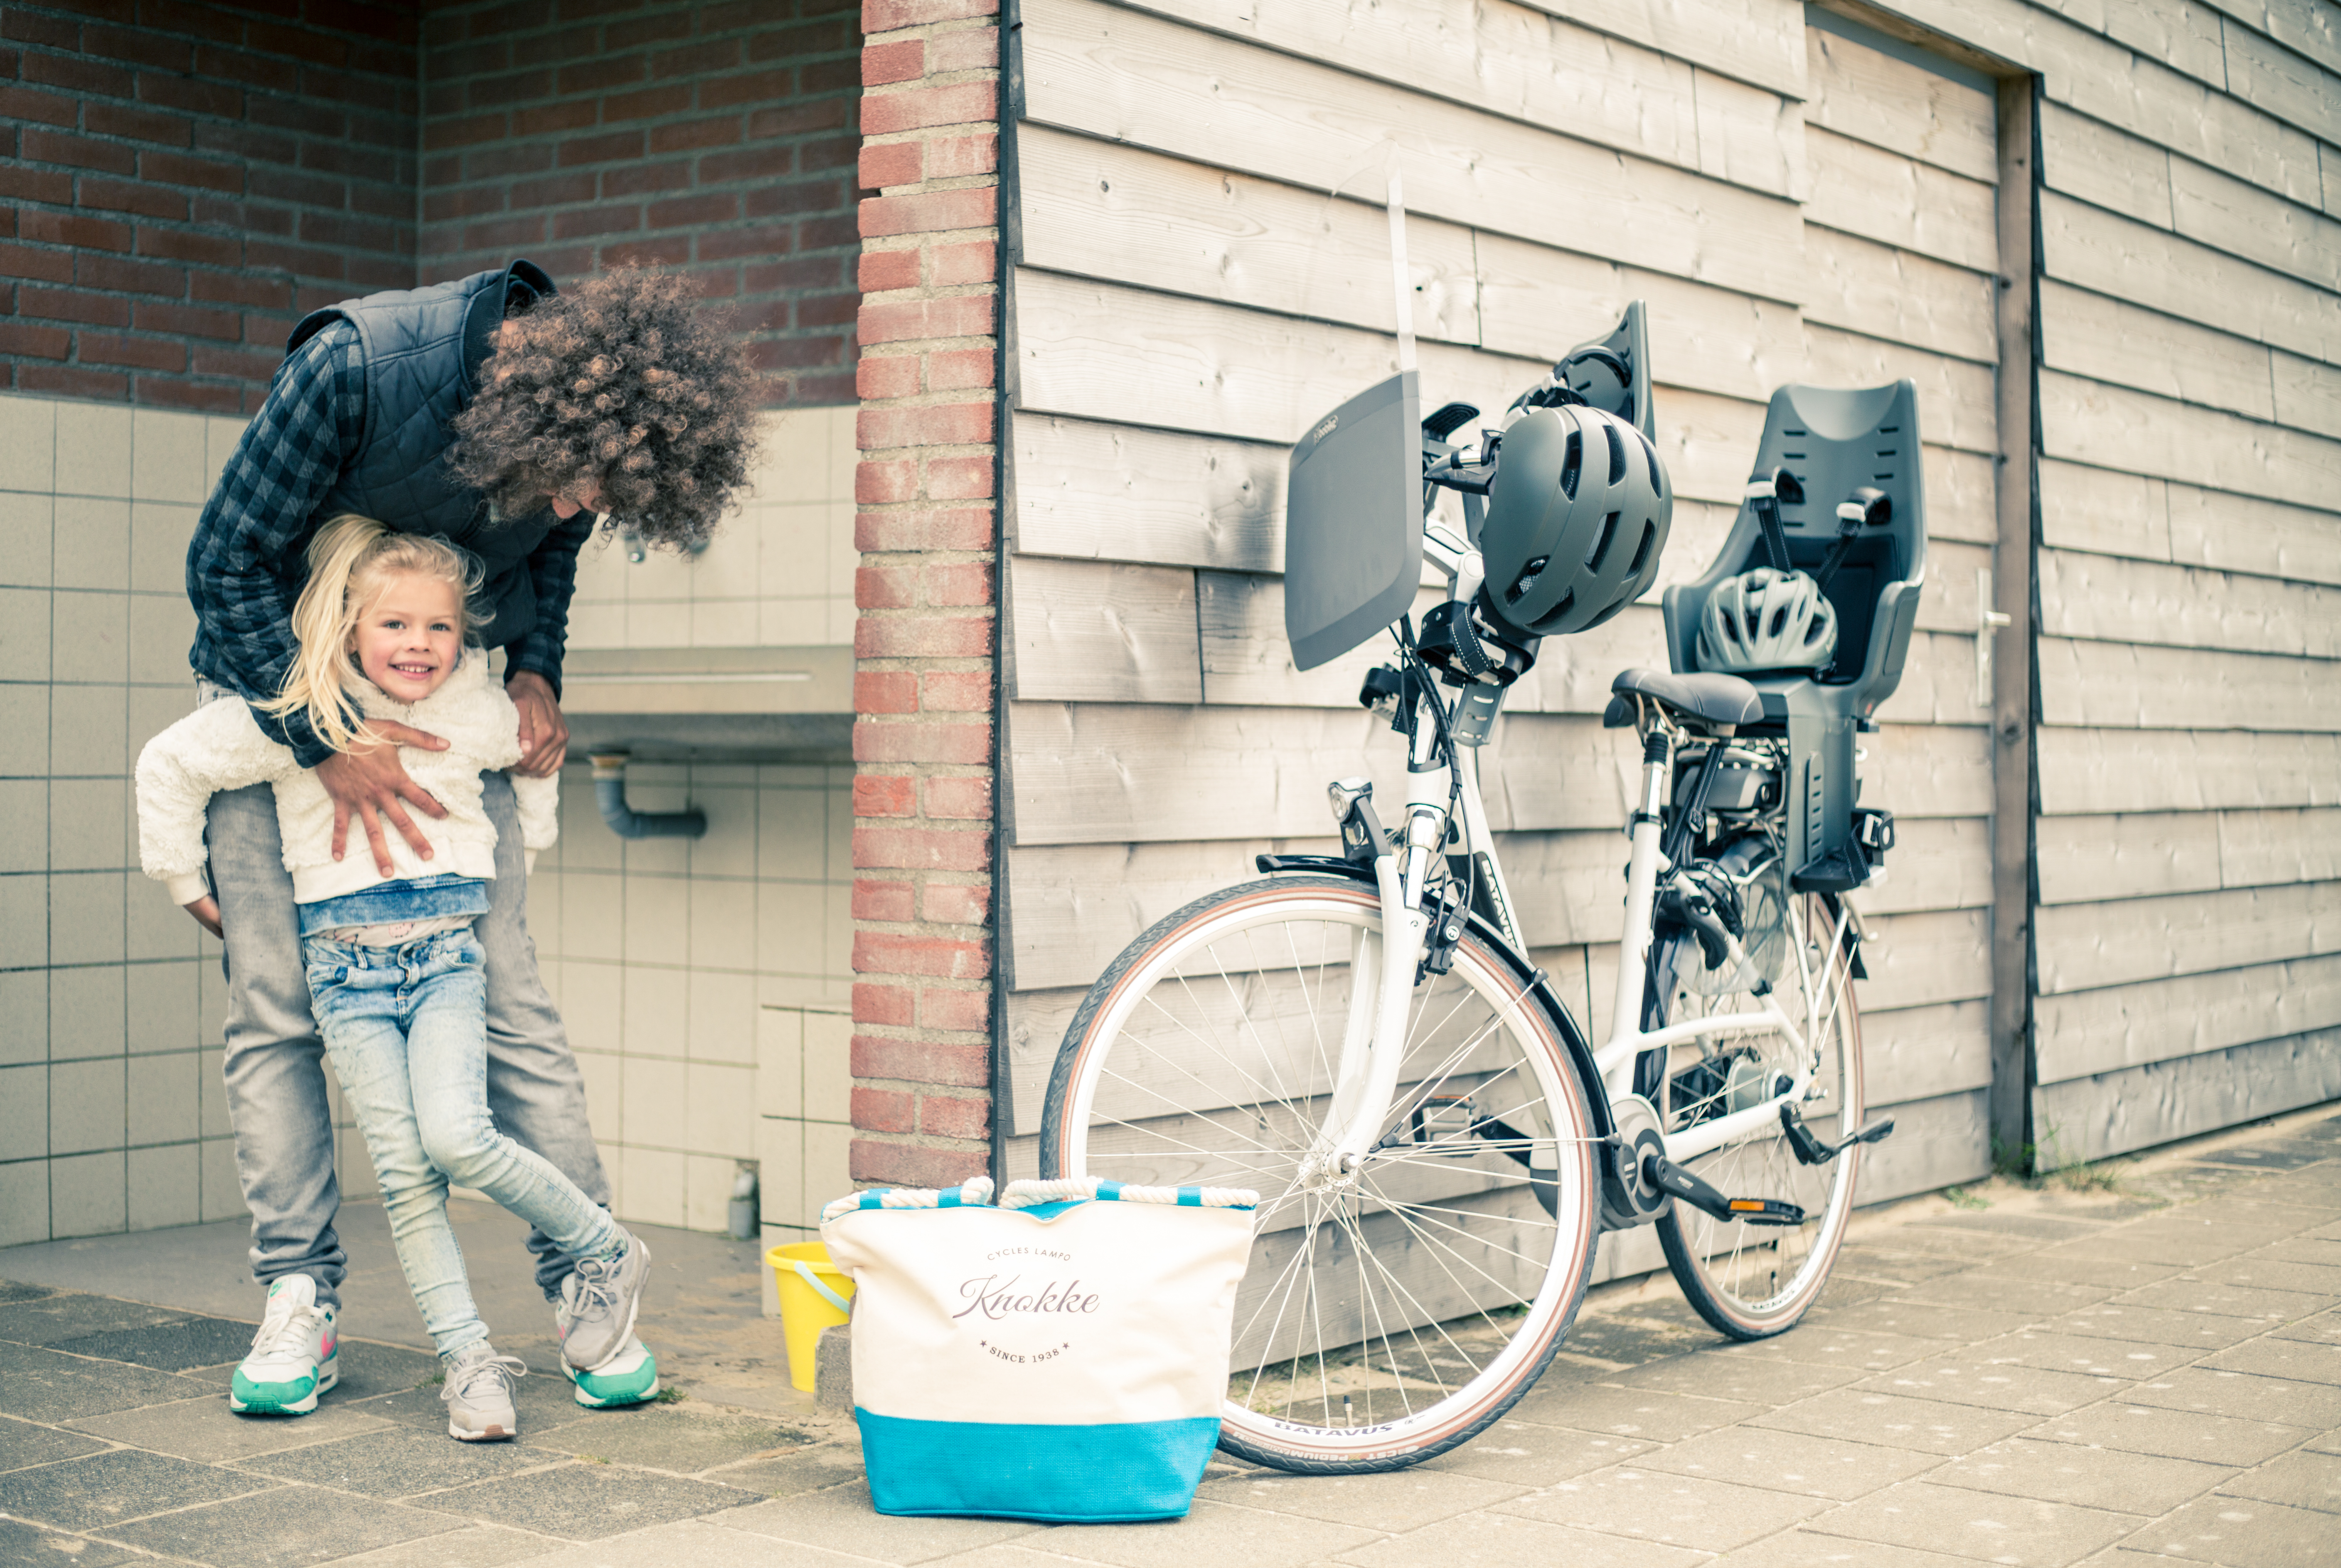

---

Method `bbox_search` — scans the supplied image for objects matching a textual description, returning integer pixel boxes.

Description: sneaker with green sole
[229,1275,338,1416]
[562,1335,659,1408]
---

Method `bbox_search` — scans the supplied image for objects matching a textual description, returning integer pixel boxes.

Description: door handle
[1976,567,2013,708]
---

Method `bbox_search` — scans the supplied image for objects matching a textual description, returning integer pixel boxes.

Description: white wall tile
[53,496,130,591]
[687,877,755,971]
[802,1007,853,1126]
[622,875,689,966]
[686,1063,755,1158]
[50,682,127,777]
[0,684,50,775]
[0,587,53,680]
[50,965,124,1060]
[0,1160,49,1246]
[199,1134,244,1222]
[129,503,199,594]
[620,1146,684,1229]
[686,968,756,1065]
[802,1120,853,1229]
[686,791,757,879]
[621,1052,688,1148]
[128,596,196,686]
[50,590,127,685]
[558,870,624,961]
[0,1064,47,1160]
[127,1050,197,1145]
[50,777,125,871]
[197,1046,229,1140]
[50,1056,124,1154]
[132,408,212,504]
[126,960,199,1054]
[0,780,45,873]
[688,598,758,646]
[626,600,691,647]
[756,1008,801,1121]
[756,789,827,881]
[0,393,58,494]
[51,1150,126,1236]
[126,881,200,963]
[54,402,132,500]
[48,873,125,966]
[561,961,623,1054]
[128,1143,200,1231]
[684,1153,734,1232]
[0,492,52,587]
[0,970,47,1067]
[755,880,830,978]
[576,1048,622,1140]
[620,964,688,1060]
[756,1120,804,1229]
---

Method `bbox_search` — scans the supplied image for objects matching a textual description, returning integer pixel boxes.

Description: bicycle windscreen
[1283,370,1422,671]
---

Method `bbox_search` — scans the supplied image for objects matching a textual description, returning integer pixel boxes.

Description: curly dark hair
[448,265,762,551]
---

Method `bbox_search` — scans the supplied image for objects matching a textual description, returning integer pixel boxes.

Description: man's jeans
[304,923,620,1357]
[204,702,609,1308]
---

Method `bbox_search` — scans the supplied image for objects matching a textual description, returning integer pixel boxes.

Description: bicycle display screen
[1283,370,1423,671]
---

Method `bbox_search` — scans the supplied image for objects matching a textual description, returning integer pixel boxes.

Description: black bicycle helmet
[1477,403,1672,639]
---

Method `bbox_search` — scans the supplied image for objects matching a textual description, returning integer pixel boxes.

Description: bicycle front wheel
[1648,855,1864,1339]
[1039,875,1600,1473]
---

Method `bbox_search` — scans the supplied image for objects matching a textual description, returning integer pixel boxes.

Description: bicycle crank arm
[1780,1106,1897,1167]
[1642,1151,1805,1227]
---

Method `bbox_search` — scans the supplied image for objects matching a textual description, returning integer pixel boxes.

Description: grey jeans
[205,711,609,1309]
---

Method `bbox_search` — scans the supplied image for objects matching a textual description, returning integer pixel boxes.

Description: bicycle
[1038,327,1913,1475]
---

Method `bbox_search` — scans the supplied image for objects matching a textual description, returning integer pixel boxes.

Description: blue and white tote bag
[819,1175,1258,1522]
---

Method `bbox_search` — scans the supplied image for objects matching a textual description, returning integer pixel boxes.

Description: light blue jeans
[303,922,622,1358]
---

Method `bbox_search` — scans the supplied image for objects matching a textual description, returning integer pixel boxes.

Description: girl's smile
[352,575,465,702]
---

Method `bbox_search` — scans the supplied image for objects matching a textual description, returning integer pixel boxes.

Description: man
[183,261,759,1414]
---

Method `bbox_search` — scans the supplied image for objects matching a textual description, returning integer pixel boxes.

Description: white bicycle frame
[1314,521,1854,1176]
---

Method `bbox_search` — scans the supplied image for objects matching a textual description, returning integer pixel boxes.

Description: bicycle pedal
[1641,1151,1805,1228]
[1781,1105,1895,1167]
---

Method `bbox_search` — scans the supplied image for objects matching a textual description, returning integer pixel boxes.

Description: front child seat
[1662,380,1926,891]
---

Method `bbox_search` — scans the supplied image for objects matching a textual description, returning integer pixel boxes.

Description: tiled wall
[0,387,855,1249]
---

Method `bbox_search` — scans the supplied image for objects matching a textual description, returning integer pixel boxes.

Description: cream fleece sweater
[135,651,559,907]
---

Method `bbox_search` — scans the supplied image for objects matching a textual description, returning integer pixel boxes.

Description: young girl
[138,515,654,1442]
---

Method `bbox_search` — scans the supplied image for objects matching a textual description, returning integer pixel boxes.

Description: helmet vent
[1504,555,1550,605]
[1603,422,1626,484]
[1584,511,1618,572]
[1626,521,1656,576]
[1643,437,1662,492]
[1559,430,1581,499]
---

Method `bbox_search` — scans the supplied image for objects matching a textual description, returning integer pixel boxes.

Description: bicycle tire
[1649,881,1865,1339]
[1039,875,1601,1473]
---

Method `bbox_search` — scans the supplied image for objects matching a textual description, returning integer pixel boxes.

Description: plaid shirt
[185,319,589,768]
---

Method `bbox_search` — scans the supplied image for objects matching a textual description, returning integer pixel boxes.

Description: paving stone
[696,1481,1044,1562]
[2269,1309,2341,1346]
[0,1341,211,1426]
[1029,1489,1388,1567]
[423,1462,759,1542]
[0,1416,108,1473]
[2120,1493,2339,1565]
[917,1549,1189,1568]
[1548,1309,1714,1369]
[2008,1249,2188,1292]
[2097,1219,2295,1268]
[1611,1347,1866,1405]
[1968,1330,2194,1380]
[101,1483,463,1566]
[1803,1477,2142,1566]
[345,1366,594,1442]
[1834,1246,1980,1285]
[1866,1226,2042,1262]
[232,1425,574,1499]
[2120,1366,2341,1429]
[1806,1298,2038,1342]
[2217,1449,2341,1514]
[1495,1463,1833,1551]
[502,1516,880,1568]
[1748,1389,2036,1455]
[0,1516,150,1568]
[1856,1358,2127,1416]
[1928,1436,2230,1513]
[0,1293,190,1347]
[1894,1273,2117,1318]
[1697,1529,1983,1566]
[2310,1429,2341,1455]
[1506,1380,1760,1441]
[2049,1301,2270,1350]
[1198,1465,1524,1532]
[1711,1324,1944,1371]
[70,1392,397,1464]
[48,1316,259,1371]
[1334,1510,1707,1568]
[2243,1237,2341,1267]
[701,1446,867,1499]
[0,1446,275,1530]
[527,1407,813,1475]
[175,1337,444,1406]
[326,1523,567,1568]
[1907,1213,2113,1244]
[2199,1335,2341,1384]
[1638,1423,1941,1500]
[2203,1256,2341,1298]
[2187,1142,2334,1173]
[1416,1417,1652,1484]
[2020,1402,2311,1467]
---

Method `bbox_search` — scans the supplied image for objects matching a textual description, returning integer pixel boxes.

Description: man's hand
[184,896,224,939]
[315,720,450,876]
[507,669,569,777]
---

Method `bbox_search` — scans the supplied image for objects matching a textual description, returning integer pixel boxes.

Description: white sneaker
[555,1236,650,1374]
[562,1335,660,1408]
[229,1276,338,1416]
[441,1342,527,1441]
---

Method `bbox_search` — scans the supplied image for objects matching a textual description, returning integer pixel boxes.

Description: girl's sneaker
[230,1276,338,1416]
[562,1336,660,1408]
[555,1236,651,1374]
[441,1343,527,1441]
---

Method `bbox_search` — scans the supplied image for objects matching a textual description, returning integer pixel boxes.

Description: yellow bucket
[767,1242,854,1393]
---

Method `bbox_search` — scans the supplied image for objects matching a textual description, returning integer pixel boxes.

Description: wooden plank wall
[995,0,2045,1262]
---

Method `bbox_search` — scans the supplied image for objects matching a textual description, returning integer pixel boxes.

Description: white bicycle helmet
[1477,403,1672,639]
[1697,568,1839,673]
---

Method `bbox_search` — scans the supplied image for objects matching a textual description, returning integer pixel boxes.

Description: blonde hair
[257,514,483,754]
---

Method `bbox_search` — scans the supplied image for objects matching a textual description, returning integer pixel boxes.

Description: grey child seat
[1661,380,1927,892]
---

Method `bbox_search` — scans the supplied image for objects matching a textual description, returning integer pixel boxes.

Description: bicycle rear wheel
[1039,875,1600,1473]
[1648,849,1864,1339]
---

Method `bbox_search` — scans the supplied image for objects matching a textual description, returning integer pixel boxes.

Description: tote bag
[819,1175,1257,1522]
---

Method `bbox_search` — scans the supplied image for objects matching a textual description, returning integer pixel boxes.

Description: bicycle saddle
[1603,667,1763,729]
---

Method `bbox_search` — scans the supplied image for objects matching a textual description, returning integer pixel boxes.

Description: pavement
[2,1105,2338,1568]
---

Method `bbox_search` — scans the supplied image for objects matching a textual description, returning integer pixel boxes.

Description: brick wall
[0,0,418,413]
[847,0,999,1188]
[418,0,862,406]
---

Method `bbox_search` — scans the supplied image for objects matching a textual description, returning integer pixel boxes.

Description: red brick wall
[847,0,999,1188]
[418,0,862,406]
[0,0,418,413]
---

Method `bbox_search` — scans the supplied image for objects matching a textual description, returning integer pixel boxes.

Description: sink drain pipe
[588,751,706,839]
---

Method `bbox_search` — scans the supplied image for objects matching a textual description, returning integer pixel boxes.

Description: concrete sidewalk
[3,1106,2338,1568]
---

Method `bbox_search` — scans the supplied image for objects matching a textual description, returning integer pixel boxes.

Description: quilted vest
[284,260,559,652]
